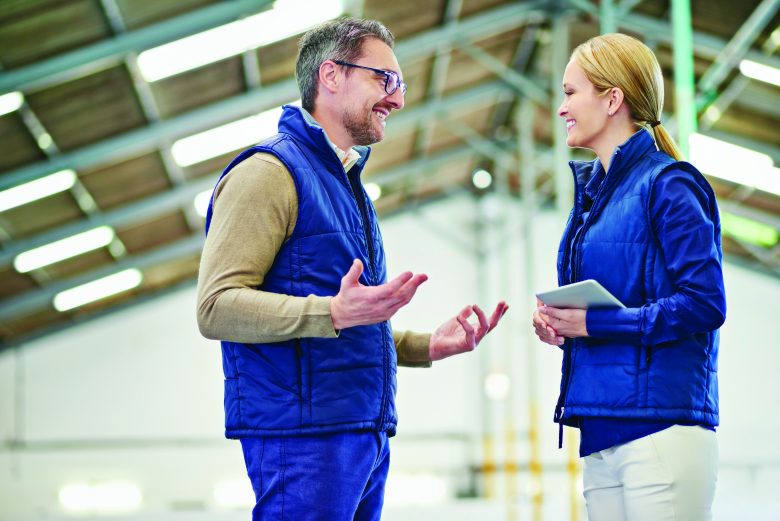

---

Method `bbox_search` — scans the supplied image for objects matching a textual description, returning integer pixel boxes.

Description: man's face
[339,38,405,146]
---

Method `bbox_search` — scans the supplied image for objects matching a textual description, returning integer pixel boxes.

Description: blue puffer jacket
[554,129,726,428]
[205,105,397,438]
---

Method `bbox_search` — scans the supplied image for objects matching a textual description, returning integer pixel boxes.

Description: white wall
[1,194,778,520]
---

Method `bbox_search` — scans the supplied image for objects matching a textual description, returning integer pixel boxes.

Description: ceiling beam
[0,78,300,191]
[0,0,274,94]
[0,136,530,322]
[0,80,513,266]
[0,235,205,321]
[620,12,780,71]
[455,40,549,105]
[694,0,780,110]
[0,2,548,192]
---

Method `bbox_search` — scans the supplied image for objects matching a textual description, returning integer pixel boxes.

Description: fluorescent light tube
[194,189,214,217]
[137,0,343,81]
[0,91,23,116]
[172,102,297,166]
[213,479,255,508]
[14,226,116,273]
[53,269,143,312]
[739,59,780,87]
[59,481,142,513]
[0,169,77,213]
[721,212,779,248]
[688,133,780,196]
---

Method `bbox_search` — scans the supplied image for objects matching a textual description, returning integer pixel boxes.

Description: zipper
[344,163,389,428]
[345,169,377,283]
[556,407,565,448]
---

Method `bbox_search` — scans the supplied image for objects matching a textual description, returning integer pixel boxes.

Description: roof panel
[0,0,111,68]
[0,112,47,173]
[25,64,148,151]
[78,152,171,210]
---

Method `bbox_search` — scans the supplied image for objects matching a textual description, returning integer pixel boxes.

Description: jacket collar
[278,105,370,170]
[569,128,657,187]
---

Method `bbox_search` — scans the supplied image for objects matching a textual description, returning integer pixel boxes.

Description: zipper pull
[556,406,565,449]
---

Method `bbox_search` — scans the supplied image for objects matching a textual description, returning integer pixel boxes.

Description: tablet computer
[535,279,625,309]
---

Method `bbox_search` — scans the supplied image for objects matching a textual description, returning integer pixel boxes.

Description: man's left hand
[429,302,509,361]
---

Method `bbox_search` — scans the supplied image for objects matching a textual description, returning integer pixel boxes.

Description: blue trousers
[240,431,390,521]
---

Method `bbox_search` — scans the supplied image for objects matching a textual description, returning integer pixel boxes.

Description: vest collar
[278,105,370,170]
[569,128,657,186]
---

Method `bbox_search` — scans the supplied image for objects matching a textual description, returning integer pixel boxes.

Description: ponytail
[651,123,684,161]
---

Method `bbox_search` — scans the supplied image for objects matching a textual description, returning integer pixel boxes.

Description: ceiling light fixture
[137,0,343,82]
[472,169,493,189]
[0,91,23,116]
[739,59,780,87]
[721,212,779,249]
[688,133,780,196]
[172,105,288,167]
[53,269,143,312]
[59,481,142,513]
[14,226,116,273]
[0,169,77,213]
[194,189,214,218]
[213,478,255,508]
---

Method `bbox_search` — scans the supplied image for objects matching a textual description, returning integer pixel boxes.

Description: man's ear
[607,87,625,115]
[318,60,340,94]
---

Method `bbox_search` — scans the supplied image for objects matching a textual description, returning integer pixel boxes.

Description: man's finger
[456,305,474,321]
[457,315,476,344]
[341,259,364,286]
[472,304,490,337]
[384,270,415,293]
[487,301,507,330]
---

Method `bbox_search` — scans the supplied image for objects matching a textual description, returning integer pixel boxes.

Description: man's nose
[386,87,404,110]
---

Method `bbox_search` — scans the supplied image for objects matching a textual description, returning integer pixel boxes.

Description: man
[196,17,507,520]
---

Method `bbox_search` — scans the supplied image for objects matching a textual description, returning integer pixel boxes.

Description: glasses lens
[386,73,398,94]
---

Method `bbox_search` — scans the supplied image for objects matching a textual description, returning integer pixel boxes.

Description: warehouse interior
[0,0,778,519]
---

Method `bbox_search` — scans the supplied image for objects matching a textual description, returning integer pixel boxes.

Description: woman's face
[557,60,611,151]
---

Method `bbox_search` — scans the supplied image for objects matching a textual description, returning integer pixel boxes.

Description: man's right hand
[330,259,428,330]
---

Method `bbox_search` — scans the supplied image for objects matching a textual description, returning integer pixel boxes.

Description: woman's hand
[539,305,588,338]
[533,299,564,346]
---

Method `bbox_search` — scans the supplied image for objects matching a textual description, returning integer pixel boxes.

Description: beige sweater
[196,153,432,366]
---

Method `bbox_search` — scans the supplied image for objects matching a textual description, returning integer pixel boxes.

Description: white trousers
[583,425,718,521]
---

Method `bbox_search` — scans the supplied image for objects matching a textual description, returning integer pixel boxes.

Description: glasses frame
[333,60,407,96]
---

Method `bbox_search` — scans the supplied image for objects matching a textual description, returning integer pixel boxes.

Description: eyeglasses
[333,60,407,96]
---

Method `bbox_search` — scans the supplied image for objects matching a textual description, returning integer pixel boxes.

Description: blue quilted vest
[205,105,397,438]
[555,130,723,428]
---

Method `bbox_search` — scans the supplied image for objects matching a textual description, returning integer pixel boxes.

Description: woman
[533,33,726,521]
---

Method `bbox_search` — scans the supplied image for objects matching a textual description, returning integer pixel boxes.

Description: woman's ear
[318,60,340,94]
[607,87,625,116]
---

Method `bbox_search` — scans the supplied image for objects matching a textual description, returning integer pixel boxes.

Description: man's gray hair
[296,17,395,112]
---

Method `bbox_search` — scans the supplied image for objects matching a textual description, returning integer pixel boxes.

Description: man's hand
[429,302,509,361]
[533,301,588,343]
[330,259,428,329]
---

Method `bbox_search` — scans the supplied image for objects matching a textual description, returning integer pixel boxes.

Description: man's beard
[341,105,383,146]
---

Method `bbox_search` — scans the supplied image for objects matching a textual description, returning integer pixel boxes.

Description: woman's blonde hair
[571,33,684,160]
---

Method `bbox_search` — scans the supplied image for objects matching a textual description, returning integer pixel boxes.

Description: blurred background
[0,0,778,519]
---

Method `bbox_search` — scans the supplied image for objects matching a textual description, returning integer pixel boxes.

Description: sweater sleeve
[586,168,726,344]
[196,153,338,343]
[394,330,433,367]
